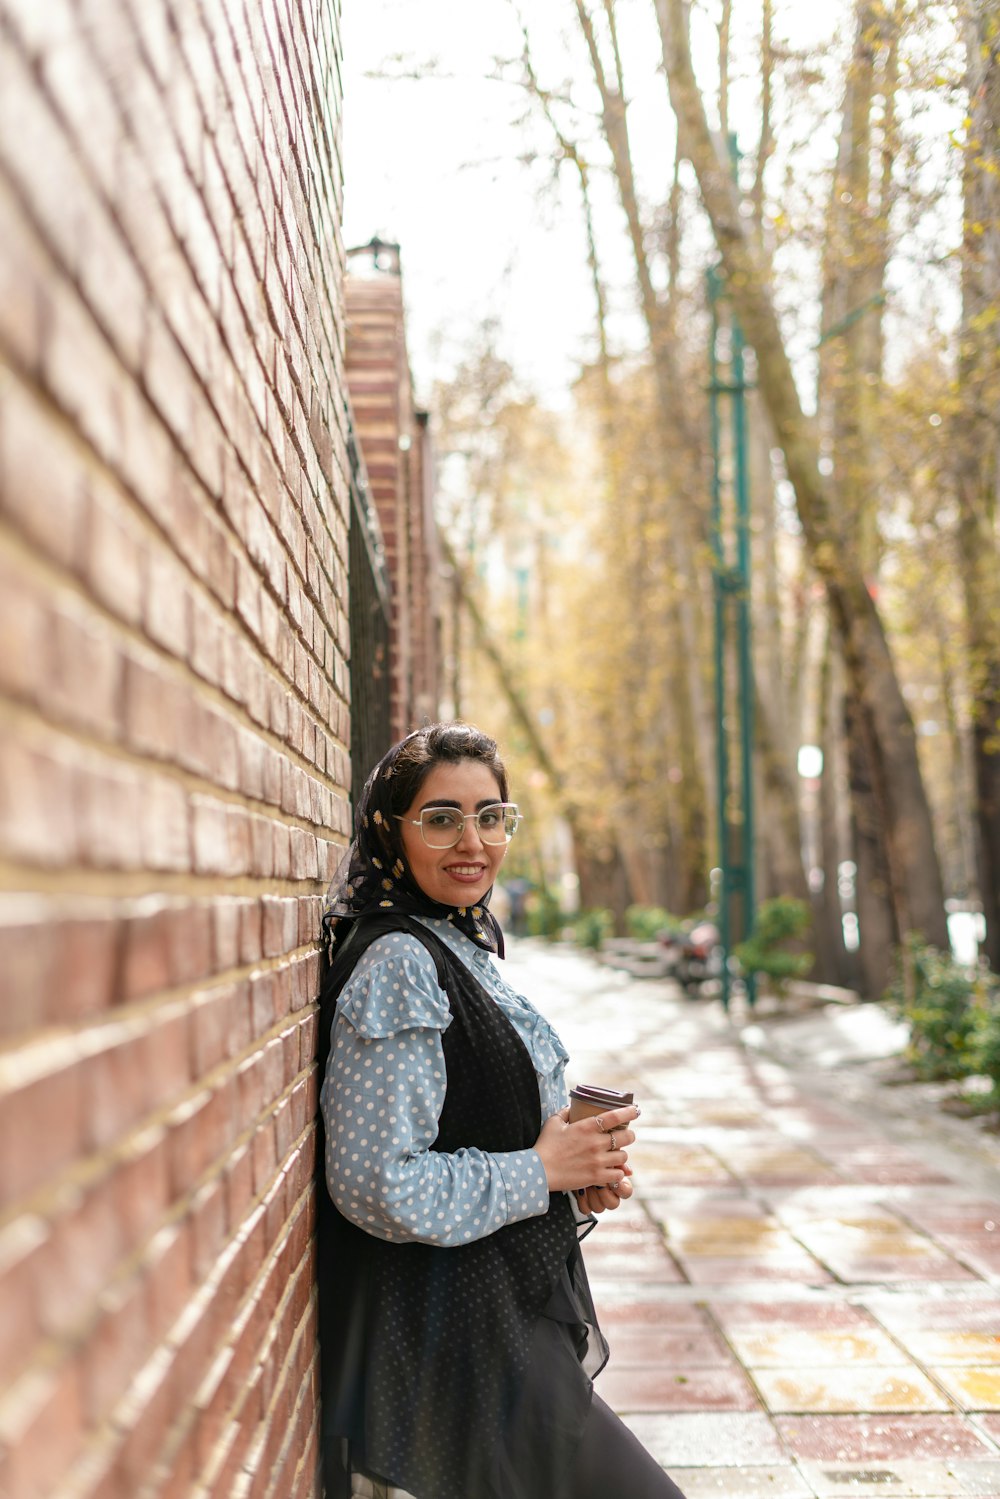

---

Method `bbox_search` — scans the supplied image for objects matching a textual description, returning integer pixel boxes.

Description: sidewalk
[504,939,1000,1499]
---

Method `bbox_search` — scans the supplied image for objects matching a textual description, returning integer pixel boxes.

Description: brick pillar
[0,3,350,1496]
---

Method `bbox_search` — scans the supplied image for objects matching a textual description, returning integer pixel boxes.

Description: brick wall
[344,247,440,738]
[0,2,350,1496]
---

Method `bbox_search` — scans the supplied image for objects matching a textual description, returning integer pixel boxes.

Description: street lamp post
[707,143,756,1009]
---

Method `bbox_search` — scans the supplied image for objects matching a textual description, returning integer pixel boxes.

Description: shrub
[573,907,614,950]
[885,938,982,1080]
[526,889,564,941]
[732,896,813,993]
[965,977,1000,1100]
[625,905,681,941]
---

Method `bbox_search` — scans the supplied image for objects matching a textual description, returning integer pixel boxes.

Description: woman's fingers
[594,1103,640,1133]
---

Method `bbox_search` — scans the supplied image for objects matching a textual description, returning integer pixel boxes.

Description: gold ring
[595,1117,607,1133]
[608,1132,618,1151]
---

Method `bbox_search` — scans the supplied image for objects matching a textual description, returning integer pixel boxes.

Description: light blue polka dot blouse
[320,916,572,1247]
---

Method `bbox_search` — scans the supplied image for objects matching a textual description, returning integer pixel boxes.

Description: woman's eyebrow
[416,799,502,812]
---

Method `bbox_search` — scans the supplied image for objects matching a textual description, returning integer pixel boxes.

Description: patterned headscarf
[322,728,506,960]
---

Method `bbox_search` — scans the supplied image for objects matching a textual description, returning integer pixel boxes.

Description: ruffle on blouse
[415,917,571,1082]
[335,935,451,1040]
[512,1001,566,1085]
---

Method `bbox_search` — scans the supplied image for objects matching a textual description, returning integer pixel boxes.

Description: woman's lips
[445,864,487,882]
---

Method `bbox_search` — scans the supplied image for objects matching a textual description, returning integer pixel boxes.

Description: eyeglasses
[395,803,522,848]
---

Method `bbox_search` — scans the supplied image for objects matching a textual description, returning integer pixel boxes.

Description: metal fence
[347,408,392,811]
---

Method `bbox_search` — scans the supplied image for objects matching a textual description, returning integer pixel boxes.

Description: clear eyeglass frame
[395,803,522,849]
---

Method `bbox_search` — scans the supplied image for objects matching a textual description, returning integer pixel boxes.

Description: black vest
[316,916,581,1499]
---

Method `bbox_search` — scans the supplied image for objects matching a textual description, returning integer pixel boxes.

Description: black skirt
[348,1241,609,1499]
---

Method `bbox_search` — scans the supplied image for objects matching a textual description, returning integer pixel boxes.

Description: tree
[655,0,950,969]
[954,0,1000,967]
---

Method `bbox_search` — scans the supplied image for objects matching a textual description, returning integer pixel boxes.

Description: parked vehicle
[658,920,723,993]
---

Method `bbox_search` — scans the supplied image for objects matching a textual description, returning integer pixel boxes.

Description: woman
[317,722,686,1499]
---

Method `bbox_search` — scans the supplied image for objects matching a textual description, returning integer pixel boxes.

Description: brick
[190,984,236,1075]
[0,0,356,1488]
[35,1176,125,1341]
[0,554,51,706]
[0,1214,46,1381]
[0,1359,85,1499]
[139,774,192,873]
[82,486,146,627]
[81,1272,150,1427]
[0,735,79,867]
[77,758,145,871]
[0,1044,86,1201]
[115,1123,171,1249]
[47,600,124,739]
[144,546,192,658]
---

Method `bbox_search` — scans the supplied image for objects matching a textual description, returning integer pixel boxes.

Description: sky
[340,0,616,403]
[338,0,895,409]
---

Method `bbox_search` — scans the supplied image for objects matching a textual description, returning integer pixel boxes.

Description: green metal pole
[730,312,757,1008]
[707,267,731,1010]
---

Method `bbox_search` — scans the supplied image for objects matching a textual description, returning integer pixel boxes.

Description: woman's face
[398,759,508,908]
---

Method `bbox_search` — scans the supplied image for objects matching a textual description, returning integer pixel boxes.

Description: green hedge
[887,937,1000,1094]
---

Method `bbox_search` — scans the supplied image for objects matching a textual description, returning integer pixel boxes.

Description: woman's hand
[533,1104,639,1193]
[578,1166,634,1215]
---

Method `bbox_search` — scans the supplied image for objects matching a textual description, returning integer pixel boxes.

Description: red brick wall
[0,3,349,1496]
[344,255,440,738]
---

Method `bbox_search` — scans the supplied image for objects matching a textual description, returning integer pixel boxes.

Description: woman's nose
[455,815,485,851]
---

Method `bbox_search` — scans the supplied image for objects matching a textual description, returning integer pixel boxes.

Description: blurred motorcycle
[658,920,723,993]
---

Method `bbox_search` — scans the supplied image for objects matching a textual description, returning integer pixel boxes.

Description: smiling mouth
[446,864,487,877]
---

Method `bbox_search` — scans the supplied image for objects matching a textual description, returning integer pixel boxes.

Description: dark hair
[384,722,509,826]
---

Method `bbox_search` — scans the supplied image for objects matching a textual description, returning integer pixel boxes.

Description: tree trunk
[816,643,858,987]
[520,19,711,911]
[845,686,898,997]
[571,1,712,901]
[655,0,949,950]
[820,0,900,979]
[955,0,1000,968]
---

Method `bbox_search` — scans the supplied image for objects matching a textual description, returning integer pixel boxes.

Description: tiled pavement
[504,939,1000,1498]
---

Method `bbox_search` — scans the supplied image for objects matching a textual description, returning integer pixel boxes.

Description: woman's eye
[478,808,502,828]
[425,810,460,828]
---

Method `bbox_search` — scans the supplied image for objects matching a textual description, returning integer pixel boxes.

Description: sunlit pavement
[503,938,1000,1499]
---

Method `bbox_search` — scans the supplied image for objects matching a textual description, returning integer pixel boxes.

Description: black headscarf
[321,731,506,961]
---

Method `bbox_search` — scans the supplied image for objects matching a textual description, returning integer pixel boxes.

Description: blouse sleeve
[321,933,551,1246]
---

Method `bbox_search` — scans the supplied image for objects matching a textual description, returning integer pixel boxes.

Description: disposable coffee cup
[568,1084,635,1124]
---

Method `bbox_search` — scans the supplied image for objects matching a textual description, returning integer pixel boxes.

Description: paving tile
[646,1186,770,1213]
[711,1300,884,1332]
[595,1289,710,1327]
[820,1257,976,1283]
[867,1299,1000,1334]
[894,1333,1000,1366]
[931,1369,1000,1412]
[774,1414,997,1461]
[972,1412,1000,1445]
[583,1246,688,1282]
[728,1328,911,1368]
[848,1164,957,1187]
[949,1458,1000,1494]
[621,1411,787,1466]
[938,1238,1000,1277]
[799,1458,1000,1496]
[753,1367,950,1415]
[606,1324,736,1368]
[900,1203,1000,1236]
[667,1466,815,1497]
[600,1363,759,1412]
[630,1142,736,1185]
[678,1254,833,1284]
[671,1233,801,1258]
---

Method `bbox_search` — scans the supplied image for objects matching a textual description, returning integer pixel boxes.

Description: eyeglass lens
[420,806,518,847]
